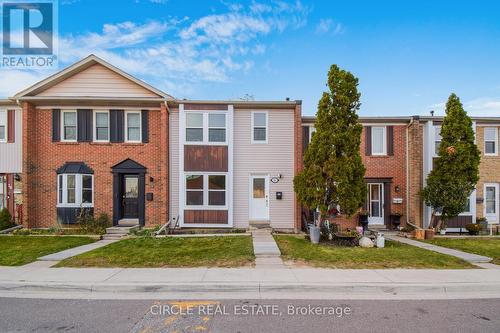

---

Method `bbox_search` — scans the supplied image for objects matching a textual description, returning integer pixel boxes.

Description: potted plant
[390,212,402,230]
[438,225,447,235]
[476,217,488,232]
[465,223,481,235]
[358,210,369,231]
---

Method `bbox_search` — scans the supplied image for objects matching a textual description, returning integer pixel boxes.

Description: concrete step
[102,234,126,240]
[249,221,271,229]
[106,225,139,234]
[118,218,140,227]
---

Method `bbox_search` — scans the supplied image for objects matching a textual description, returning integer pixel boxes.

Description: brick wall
[326,124,408,230]
[22,102,168,228]
[476,125,500,219]
[407,118,424,227]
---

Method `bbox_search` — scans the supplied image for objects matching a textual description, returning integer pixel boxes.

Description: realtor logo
[1,0,58,68]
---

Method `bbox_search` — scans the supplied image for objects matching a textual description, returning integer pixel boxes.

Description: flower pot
[413,229,425,240]
[439,229,446,235]
[425,229,434,240]
[309,225,320,244]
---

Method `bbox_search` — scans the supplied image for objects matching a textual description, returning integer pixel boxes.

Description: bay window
[57,174,94,207]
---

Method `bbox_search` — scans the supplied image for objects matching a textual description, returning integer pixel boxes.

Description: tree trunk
[431,210,441,231]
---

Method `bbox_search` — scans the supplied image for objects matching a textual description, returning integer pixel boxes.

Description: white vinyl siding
[371,126,386,155]
[0,110,6,142]
[484,127,498,156]
[0,109,22,173]
[57,174,94,208]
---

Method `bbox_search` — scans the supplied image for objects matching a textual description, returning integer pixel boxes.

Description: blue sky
[2,0,500,117]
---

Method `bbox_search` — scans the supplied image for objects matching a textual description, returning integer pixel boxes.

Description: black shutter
[365,126,372,156]
[110,110,124,143]
[52,109,60,142]
[77,109,92,142]
[141,110,149,143]
[387,126,394,156]
[302,126,309,153]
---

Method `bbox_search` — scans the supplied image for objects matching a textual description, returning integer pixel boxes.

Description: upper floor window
[252,112,268,143]
[62,110,77,142]
[309,126,316,143]
[434,126,442,156]
[185,112,227,144]
[0,110,6,142]
[125,111,141,142]
[94,111,109,142]
[484,127,498,156]
[371,126,386,155]
[57,174,93,207]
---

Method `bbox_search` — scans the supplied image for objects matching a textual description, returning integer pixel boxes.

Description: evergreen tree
[422,93,480,230]
[294,65,366,222]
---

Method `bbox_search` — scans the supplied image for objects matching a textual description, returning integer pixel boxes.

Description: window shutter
[110,110,124,143]
[77,109,93,142]
[302,126,310,152]
[7,110,15,143]
[365,126,372,156]
[52,109,60,142]
[141,110,149,143]
[387,126,394,156]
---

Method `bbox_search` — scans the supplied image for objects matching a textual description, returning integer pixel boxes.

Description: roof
[13,54,174,100]
[56,162,94,174]
[302,115,413,124]
[168,99,300,109]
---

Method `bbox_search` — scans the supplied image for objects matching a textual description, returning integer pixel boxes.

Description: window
[309,126,316,143]
[57,174,93,207]
[371,126,386,155]
[126,111,141,142]
[252,112,268,143]
[208,114,226,142]
[62,110,77,141]
[434,126,442,156]
[185,174,226,207]
[484,127,498,155]
[94,111,109,142]
[0,110,6,142]
[486,185,497,214]
[186,113,204,142]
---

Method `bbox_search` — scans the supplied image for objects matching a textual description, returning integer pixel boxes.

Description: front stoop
[103,224,139,240]
[251,228,286,269]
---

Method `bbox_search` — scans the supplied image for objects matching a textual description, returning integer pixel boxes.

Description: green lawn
[274,235,474,269]
[0,236,96,266]
[423,238,500,265]
[57,236,255,268]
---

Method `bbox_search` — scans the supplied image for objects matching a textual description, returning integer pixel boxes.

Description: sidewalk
[1,264,499,300]
[386,235,492,263]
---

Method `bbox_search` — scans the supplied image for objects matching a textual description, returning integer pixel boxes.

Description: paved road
[0,297,498,332]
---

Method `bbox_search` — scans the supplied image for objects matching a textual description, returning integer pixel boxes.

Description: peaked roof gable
[111,158,147,173]
[14,55,173,100]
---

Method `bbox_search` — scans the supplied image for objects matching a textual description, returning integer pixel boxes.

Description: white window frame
[184,172,228,210]
[57,174,94,208]
[0,109,7,143]
[61,110,77,142]
[93,110,110,143]
[251,111,268,144]
[125,110,142,143]
[484,127,498,156]
[433,125,442,157]
[185,111,228,145]
[371,126,387,156]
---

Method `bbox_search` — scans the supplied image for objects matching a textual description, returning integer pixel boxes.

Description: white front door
[484,183,499,224]
[250,175,269,220]
[368,183,384,225]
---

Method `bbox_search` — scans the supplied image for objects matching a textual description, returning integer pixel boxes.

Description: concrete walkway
[38,239,118,261]
[386,235,492,264]
[251,229,285,269]
[1,265,500,300]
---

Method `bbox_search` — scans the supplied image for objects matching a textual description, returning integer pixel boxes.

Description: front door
[122,175,139,218]
[250,175,269,220]
[484,183,499,224]
[368,183,384,225]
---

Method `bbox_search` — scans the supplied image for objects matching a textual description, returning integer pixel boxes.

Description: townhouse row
[0,55,499,232]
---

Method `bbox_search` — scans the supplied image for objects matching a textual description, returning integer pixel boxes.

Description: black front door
[122,175,139,218]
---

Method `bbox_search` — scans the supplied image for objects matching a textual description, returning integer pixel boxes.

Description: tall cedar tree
[294,65,366,223]
[422,94,480,230]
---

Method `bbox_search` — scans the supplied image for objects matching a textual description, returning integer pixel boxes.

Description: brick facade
[476,125,500,219]
[407,117,424,227]
[22,103,168,228]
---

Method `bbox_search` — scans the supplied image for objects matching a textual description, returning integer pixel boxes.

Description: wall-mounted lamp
[395,185,401,193]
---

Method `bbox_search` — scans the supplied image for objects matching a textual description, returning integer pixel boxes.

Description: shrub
[0,208,14,231]
[465,223,481,235]
[77,212,111,235]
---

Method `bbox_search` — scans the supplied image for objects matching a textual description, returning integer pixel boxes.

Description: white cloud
[428,97,500,117]
[315,18,344,35]
[0,69,53,97]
